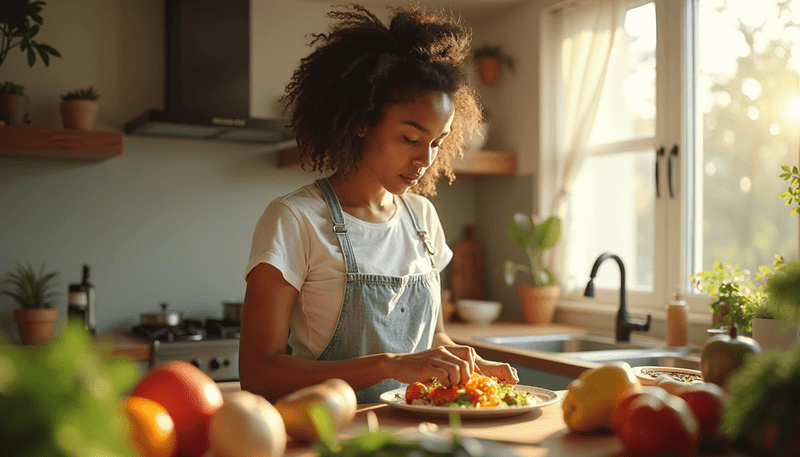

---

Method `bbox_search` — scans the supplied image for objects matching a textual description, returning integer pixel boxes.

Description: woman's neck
[327,173,396,223]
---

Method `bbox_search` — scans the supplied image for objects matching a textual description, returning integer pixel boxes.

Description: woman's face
[358,91,455,194]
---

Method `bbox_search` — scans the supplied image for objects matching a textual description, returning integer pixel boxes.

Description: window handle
[668,145,679,197]
[655,146,665,198]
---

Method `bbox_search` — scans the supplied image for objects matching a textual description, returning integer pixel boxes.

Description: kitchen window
[542,0,799,316]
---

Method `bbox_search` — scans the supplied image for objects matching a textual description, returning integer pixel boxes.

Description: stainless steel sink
[477,333,654,352]
[477,333,701,370]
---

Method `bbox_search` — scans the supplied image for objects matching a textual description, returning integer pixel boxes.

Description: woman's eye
[404,136,419,144]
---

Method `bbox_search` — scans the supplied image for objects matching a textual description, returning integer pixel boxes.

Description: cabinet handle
[668,145,679,198]
[655,147,665,198]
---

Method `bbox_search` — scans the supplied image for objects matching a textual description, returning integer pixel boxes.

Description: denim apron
[314,178,441,403]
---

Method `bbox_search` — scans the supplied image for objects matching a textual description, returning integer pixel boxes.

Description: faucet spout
[584,252,651,342]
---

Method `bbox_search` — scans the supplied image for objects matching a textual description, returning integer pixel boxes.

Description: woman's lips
[401,173,423,184]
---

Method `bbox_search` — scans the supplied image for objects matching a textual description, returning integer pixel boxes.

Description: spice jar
[666,289,688,347]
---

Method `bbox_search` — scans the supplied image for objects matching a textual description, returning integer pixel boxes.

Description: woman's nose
[414,146,437,168]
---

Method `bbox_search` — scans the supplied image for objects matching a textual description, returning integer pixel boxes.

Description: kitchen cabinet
[0,125,123,161]
[278,146,517,176]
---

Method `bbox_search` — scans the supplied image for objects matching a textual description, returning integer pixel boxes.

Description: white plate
[379,385,559,418]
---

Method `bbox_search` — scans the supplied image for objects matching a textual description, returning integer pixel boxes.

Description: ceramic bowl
[456,299,502,326]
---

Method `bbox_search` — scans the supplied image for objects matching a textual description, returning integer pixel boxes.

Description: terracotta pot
[60,99,99,131]
[476,57,503,85]
[0,93,30,126]
[517,285,560,325]
[14,308,59,345]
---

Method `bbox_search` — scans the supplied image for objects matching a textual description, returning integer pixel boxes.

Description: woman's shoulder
[270,182,325,210]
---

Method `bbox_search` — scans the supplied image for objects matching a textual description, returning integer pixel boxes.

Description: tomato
[680,383,727,448]
[405,382,430,404]
[131,361,224,456]
[124,396,177,457]
[614,386,701,457]
[429,385,460,406]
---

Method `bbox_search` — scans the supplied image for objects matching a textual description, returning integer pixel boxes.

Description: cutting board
[450,225,487,302]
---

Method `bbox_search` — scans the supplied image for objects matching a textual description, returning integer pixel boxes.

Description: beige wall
[0,0,543,337]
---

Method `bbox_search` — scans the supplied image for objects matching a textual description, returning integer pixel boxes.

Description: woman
[240,4,518,403]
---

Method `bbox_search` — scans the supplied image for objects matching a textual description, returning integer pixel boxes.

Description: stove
[131,317,240,382]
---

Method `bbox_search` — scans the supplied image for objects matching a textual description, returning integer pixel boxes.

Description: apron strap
[315,178,360,274]
[398,195,437,268]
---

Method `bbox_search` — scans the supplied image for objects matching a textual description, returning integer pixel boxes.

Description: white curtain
[540,0,628,292]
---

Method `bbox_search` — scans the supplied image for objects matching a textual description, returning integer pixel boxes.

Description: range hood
[125,0,294,145]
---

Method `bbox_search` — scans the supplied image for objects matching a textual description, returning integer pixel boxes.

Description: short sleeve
[423,199,453,272]
[245,200,307,291]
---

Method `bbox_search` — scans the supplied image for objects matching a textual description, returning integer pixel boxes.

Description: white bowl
[456,299,502,326]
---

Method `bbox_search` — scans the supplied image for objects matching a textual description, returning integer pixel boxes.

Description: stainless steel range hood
[125,0,293,145]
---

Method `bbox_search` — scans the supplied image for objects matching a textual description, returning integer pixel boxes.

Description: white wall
[0,0,493,338]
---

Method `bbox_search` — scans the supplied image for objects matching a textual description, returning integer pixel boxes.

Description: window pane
[588,2,656,146]
[568,150,656,292]
[694,0,800,276]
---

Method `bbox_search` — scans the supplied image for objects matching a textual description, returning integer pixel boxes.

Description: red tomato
[131,361,224,457]
[611,386,665,434]
[405,382,429,404]
[615,386,701,457]
[429,385,460,406]
[680,383,727,448]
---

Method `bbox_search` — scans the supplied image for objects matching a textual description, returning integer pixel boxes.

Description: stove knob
[210,357,224,370]
[190,358,203,369]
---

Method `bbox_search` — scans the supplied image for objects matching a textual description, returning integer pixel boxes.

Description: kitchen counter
[98,320,696,379]
[215,381,747,457]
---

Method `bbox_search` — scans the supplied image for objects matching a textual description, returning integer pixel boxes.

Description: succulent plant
[60,85,99,101]
[1,262,60,309]
[0,81,24,95]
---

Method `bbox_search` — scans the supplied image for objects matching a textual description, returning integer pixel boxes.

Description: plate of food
[379,372,559,418]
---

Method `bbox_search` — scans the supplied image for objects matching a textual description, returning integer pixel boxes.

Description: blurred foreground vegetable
[0,321,140,456]
[562,361,641,433]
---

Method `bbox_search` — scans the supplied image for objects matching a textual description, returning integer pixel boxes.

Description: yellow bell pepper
[562,361,641,433]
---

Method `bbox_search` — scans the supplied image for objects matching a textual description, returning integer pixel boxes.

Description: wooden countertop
[215,382,746,457]
[96,332,151,361]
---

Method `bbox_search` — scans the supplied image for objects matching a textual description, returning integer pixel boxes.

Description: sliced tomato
[405,382,430,404]
[429,385,461,406]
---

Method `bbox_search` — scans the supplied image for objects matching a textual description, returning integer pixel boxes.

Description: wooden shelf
[0,125,123,161]
[278,146,517,177]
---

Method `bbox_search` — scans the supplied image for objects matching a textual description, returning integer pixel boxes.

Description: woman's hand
[475,358,519,385]
[389,345,479,386]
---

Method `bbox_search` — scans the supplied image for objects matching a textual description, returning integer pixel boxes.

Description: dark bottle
[68,265,96,334]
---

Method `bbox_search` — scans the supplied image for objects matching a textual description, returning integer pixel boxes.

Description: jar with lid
[666,288,688,347]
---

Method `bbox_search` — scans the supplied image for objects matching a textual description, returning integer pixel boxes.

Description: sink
[476,333,701,370]
[477,333,654,352]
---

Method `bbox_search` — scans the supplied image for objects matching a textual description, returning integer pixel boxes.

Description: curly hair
[283,3,483,195]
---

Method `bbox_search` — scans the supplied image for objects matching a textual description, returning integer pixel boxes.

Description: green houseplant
[473,44,514,85]
[0,0,62,125]
[0,321,140,456]
[59,85,99,130]
[502,213,562,324]
[1,262,60,345]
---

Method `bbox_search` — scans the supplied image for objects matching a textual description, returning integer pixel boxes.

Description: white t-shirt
[245,183,453,359]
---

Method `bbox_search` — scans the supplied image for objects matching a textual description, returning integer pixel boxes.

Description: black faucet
[584,252,651,342]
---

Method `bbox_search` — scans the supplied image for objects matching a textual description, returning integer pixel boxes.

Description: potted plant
[60,85,99,130]
[1,262,60,345]
[0,0,62,125]
[473,45,515,85]
[502,213,562,324]
[0,80,27,126]
[690,261,765,335]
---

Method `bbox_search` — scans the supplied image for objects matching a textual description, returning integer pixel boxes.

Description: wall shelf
[0,125,123,161]
[278,146,517,177]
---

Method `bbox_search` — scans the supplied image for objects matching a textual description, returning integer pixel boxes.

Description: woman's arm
[239,263,484,401]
